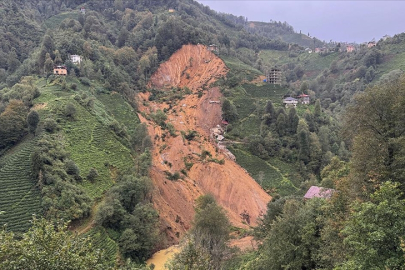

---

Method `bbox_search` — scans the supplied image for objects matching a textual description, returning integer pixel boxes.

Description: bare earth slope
[139,44,270,245]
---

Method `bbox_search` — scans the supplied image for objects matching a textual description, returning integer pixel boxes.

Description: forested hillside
[1,0,405,269]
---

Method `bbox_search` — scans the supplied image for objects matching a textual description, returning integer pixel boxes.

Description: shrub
[165,171,181,181]
[184,130,198,141]
[79,77,91,86]
[43,118,58,133]
[65,159,80,176]
[64,103,76,119]
[201,150,212,160]
[87,168,99,182]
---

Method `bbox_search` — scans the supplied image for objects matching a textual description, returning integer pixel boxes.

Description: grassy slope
[259,50,339,79]
[86,226,119,267]
[376,42,405,79]
[97,93,140,135]
[230,147,299,196]
[0,136,42,232]
[34,78,137,200]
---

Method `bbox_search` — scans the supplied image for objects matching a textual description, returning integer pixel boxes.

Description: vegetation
[167,195,231,270]
[2,0,405,268]
[0,217,109,269]
[0,137,42,232]
[95,175,159,263]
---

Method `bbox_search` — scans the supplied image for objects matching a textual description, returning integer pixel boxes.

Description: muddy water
[147,245,180,270]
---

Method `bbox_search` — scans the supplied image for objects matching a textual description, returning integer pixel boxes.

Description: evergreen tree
[264,100,275,122]
[314,99,321,120]
[27,110,39,135]
[298,130,310,164]
[287,107,299,134]
[276,113,286,136]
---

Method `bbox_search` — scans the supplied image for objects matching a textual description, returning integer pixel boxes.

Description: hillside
[0,136,42,232]
[140,44,270,243]
[2,0,405,268]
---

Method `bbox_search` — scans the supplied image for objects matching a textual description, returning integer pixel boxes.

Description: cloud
[196,1,405,43]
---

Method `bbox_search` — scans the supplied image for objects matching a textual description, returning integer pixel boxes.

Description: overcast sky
[196,1,405,43]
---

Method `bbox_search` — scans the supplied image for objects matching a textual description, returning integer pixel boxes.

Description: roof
[283,97,298,102]
[298,94,309,98]
[304,186,335,199]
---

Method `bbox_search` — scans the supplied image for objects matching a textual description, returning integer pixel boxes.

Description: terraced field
[86,227,118,267]
[230,147,299,196]
[97,92,140,135]
[59,100,135,199]
[0,137,42,232]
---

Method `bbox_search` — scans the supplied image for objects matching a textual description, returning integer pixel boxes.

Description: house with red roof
[298,94,310,104]
[304,186,335,199]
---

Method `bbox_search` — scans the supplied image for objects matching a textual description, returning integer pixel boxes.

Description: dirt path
[140,44,271,245]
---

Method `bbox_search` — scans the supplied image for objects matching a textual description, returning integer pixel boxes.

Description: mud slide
[139,44,271,245]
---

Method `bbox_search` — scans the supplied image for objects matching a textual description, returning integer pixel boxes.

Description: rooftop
[283,97,298,101]
[304,186,335,199]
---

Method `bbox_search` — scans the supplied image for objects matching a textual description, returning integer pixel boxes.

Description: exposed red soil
[139,44,271,246]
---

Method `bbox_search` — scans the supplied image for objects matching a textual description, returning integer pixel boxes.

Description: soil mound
[139,44,271,245]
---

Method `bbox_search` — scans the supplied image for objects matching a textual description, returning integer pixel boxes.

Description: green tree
[168,195,230,270]
[96,175,158,262]
[300,81,309,94]
[264,100,275,121]
[287,107,299,134]
[64,103,76,119]
[343,76,405,195]
[0,100,27,149]
[6,50,20,73]
[276,113,286,136]
[87,168,99,182]
[0,218,108,269]
[318,126,330,153]
[339,182,405,269]
[308,132,322,174]
[27,110,40,135]
[44,53,54,73]
[54,50,62,65]
[298,130,310,164]
[252,199,326,270]
[222,99,238,123]
[314,99,321,120]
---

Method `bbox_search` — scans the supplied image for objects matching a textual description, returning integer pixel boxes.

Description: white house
[70,55,82,65]
[283,97,298,108]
